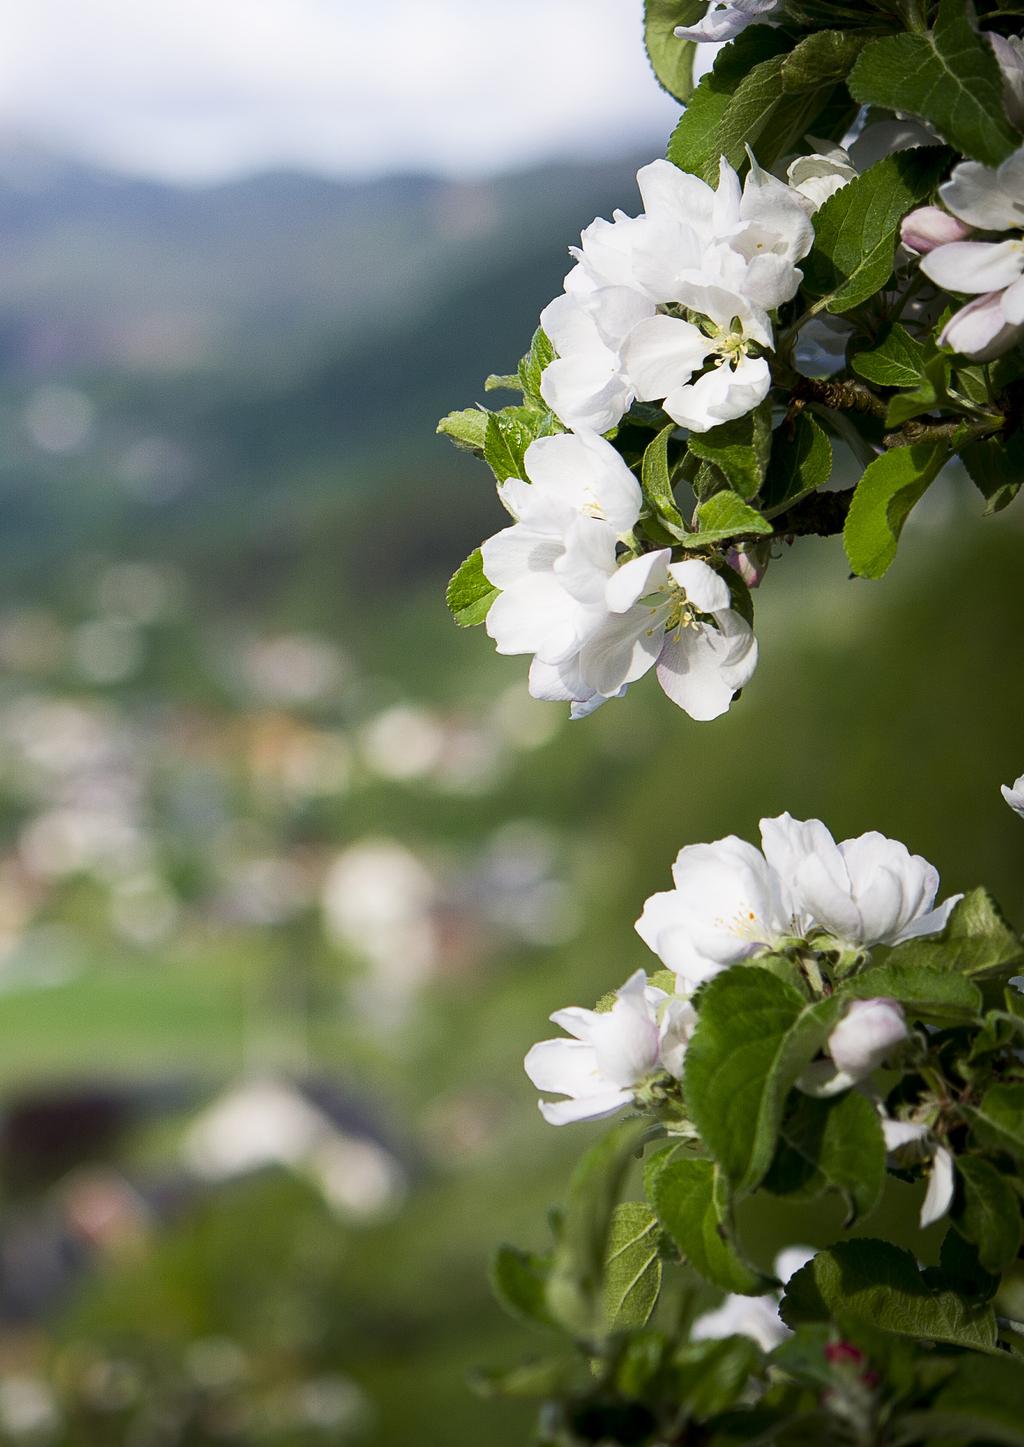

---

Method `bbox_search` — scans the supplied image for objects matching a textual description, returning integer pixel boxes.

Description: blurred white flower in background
[1002,771,1024,818]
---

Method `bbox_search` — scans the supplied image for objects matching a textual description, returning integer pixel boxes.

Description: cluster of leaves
[440,0,1024,646]
[482,890,1024,1445]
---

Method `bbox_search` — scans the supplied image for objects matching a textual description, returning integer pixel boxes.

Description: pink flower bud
[725,541,771,590]
[901,207,973,255]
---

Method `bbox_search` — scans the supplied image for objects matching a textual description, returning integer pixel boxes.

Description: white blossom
[1002,771,1024,818]
[524,969,696,1125]
[537,155,812,433]
[803,998,908,1096]
[674,0,782,45]
[636,834,798,990]
[759,813,957,950]
[992,33,1024,131]
[917,144,1024,359]
[879,1115,955,1229]
[637,815,955,988]
[691,1246,813,1352]
[786,141,856,212]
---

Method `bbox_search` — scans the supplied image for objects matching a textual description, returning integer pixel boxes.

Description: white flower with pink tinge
[524,970,696,1125]
[907,144,1024,360]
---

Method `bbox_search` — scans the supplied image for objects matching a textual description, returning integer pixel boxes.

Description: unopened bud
[827,998,907,1081]
[901,207,972,255]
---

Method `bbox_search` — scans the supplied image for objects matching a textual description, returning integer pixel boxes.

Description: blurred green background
[1,56,1024,1447]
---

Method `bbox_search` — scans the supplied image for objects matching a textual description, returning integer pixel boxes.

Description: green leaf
[761,413,832,516]
[683,969,842,1192]
[850,324,929,389]
[545,1119,648,1337]
[602,1201,663,1331]
[650,1157,772,1294]
[470,1355,580,1399]
[842,441,949,579]
[446,548,498,628]
[670,1336,762,1417]
[884,352,951,428]
[680,491,772,549]
[484,410,533,483]
[687,403,772,501]
[641,424,686,532]
[842,964,982,1025]
[436,407,489,452]
[764,1089,885,1225]
[848,0,1020,168]
[643,0,704,103]
[491,1245,557,1330]
[781,1239,999,1352]
[899,1355,1024,1447]
[802,147,955,315]
[962,433,1024,516]
[952,1156,1022,1274]
[885,888,1024,979]
[780,30,864,93]
[966,1084,1024,1162]
[517,328,555,410]
[667,26,792,179]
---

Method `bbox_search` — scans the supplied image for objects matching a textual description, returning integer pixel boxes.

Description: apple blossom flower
[691,1246,813,1350]
[917,144,1024,359]
[801,998,908,1096]
[1002,771,1024,818]
[524,969,696,1125]
[828,999,907,1078]
[786,142,857,212]
[674,0,782,45]
[636,833,799,990]
[481,431,642,694]
[879,1115,955,1229]
[759,813,957,950]
[538,155,812,433]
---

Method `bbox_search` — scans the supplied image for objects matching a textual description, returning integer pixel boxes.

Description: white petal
[670,274,773,346]
[940,291,1024,360]
[620,314,713,402]
[741,252,805,309]
[920,239,1024,295]
[554,516,619,605]
[1002,273,1024,325]
[827,999,907,1080]
[920,1147,955,1229]
[481,523,563,590]
[636,159,714,231]
[525,432,642,535]
[524,1038,599,1095]
[940,158,1024,230]
[586,285,658,349]
[667,558,730,614]
[577,607,664,695]
[605,549,671,612]
[539,354,631,434]
[1002,775,1024,818]
[485,575,581,660]
[740,155,815,262]
[540,291,605,358]
[538,1088,634,1126]
[655,620,742,719]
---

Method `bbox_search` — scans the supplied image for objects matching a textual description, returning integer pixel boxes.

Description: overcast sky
[0,0,683,183]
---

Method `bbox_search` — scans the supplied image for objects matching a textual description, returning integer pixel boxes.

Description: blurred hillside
[0,145,1022,1446]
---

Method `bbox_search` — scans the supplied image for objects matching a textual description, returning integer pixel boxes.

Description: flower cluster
[539,156,813,435]
[527,813,954,1144]
[481,432,757,719]
[903,142,1024,360]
